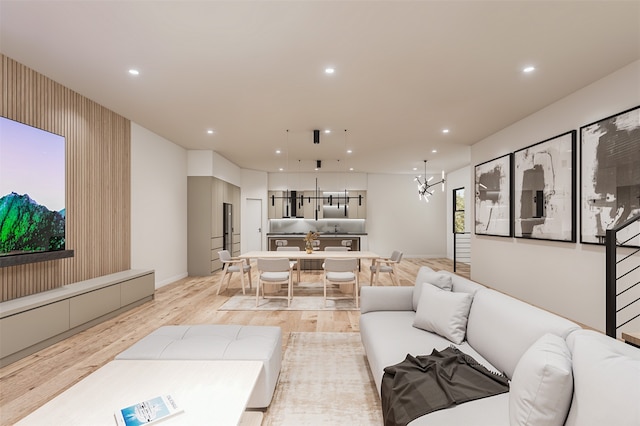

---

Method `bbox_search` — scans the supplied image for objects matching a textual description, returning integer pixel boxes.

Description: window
[453,188,465,233]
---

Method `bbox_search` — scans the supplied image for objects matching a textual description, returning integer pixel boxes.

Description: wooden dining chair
[324,246,349,251]
[217,250,252,295]
[323,258,359,308]
[322,246,349,268]
[369,250,403,286]
[276,246,301,283]
[256,258,293,307]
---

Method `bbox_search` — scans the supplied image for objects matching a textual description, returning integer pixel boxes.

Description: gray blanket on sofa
[381,346,509,426]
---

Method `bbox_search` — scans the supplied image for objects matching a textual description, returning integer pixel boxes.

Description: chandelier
[415,160,445,203]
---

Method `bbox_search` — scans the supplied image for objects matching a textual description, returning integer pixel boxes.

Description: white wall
[471,60,640,331]
[366,173,447,257]
[131,123,188,287]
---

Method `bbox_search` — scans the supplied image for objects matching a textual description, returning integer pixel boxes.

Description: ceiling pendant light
[415,160,445,203]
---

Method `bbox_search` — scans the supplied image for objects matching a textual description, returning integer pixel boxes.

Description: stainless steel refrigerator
[223,203,233,253]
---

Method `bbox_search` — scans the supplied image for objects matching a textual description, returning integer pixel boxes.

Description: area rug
[263,332,383,425]
[218,282,359,311]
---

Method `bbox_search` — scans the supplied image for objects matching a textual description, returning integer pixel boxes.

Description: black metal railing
[605,213,640,338]
[453,232,471,273]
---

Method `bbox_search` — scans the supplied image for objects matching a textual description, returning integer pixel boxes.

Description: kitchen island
[266,233,368,270]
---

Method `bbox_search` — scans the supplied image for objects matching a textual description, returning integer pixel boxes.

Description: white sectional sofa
[359,266,640,426]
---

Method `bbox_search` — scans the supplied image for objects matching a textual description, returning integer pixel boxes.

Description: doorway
[246,198,263,252]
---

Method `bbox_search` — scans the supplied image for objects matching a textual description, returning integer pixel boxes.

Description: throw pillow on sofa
[412,283,472,344]
[509,333,573,426]
[412,271,454,311]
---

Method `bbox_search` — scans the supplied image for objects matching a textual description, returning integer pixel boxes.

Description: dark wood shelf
[0,250,74,268]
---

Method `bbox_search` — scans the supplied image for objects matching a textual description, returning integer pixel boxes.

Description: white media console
[0,269,155,367]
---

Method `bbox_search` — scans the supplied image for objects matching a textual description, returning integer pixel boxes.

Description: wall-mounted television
[0,116,73,267]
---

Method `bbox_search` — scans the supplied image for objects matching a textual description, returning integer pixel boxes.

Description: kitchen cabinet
[354,191,367,219]
[188,176,241,275]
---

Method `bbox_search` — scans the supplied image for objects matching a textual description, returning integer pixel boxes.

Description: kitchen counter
[266,233,367,236]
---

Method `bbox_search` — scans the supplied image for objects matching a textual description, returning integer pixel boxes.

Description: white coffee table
[16,359,263,425]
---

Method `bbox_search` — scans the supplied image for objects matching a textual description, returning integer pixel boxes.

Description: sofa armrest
[360,286,414,314]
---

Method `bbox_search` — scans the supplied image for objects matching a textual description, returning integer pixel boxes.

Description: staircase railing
[453,232,471,273]
[605,213,640,338]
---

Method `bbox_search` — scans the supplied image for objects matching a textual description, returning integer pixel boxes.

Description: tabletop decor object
[303,231,320,253]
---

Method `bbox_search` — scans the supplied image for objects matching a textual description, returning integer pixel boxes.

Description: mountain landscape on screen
[0,192,65,255]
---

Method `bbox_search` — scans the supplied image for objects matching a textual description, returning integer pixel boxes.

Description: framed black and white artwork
[474,153,512,237]
[513,131,576,242]
[580,105,640,247]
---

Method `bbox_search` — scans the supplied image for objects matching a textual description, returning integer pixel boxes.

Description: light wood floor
[0,258,469,425]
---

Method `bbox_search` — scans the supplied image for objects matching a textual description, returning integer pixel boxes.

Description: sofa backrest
[564,330,640,426]
[466,289,581,379]
[412,267,485,311]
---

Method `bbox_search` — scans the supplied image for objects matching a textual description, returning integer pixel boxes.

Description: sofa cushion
[413,283,473,344]
[423,271,453,290]
[408,393,510,426]
[564,330,640,426]
[466,289,580,378]
[412,274,453,312]
[412,269,485,311]
[509,333,573,426]
[413,266,436,287]
[360,310,499,395]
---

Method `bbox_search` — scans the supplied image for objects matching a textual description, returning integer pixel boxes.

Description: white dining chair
[256,258,293,307]
[323,258,359,308]
[217,250,252,295]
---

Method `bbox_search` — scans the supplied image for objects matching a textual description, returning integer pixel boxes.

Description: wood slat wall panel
[1,55,131,302]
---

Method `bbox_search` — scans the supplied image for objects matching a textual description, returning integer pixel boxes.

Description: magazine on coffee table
[114,394,183,426]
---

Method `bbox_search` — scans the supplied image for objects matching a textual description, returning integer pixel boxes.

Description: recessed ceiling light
[413,167,418,171]
[432,149,437,153]
[279,168,284,171]
[442,129,449,134]
[128,69,139,76]
[207,129,214,134]
[324,129,331,134]
[523,66,535,73]
[275,149,281,154]
[325,67,335,74]
[349,167,354,171]
[346,149,352,154]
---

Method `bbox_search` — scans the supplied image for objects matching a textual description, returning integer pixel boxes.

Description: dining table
[238,250,381,284]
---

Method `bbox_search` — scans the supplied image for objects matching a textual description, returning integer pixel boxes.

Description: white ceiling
[1,1,639,175]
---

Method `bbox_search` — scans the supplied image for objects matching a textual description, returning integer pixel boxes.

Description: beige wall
[471,60,640,332]
[1,55,131,301]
